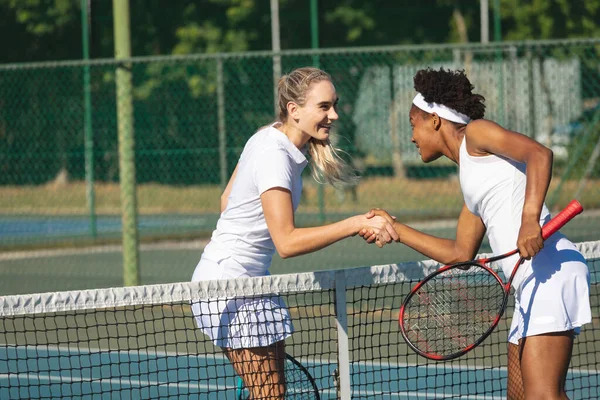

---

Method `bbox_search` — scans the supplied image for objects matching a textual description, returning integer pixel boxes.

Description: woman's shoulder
[241,127,289,162]
[465,118,498,132]
[245,124,278,145]
[463,119,505,156]
[251,126,288,150]
[464,119,506,144]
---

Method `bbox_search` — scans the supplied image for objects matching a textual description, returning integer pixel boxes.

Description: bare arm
[220,164,239,213]
[381,204,486,265]
[466,119,553,258]
[261,188,399,259]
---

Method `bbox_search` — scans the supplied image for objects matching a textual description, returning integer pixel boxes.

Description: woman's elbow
[448,249,477,265]
[275,243,298,259]
[277,247,293,259]
[538,146,554,173]
[541,145,553,161]
[536,144,553,164]
[525,145,553,172]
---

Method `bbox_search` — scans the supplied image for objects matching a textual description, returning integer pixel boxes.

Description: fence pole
[527,49,536,140]
[310,0,326,223]
[217,58,227,189]
[81,0,96,238]
[271,0,281,116]
[480,0,489,43]
[493,0,504,126]
[113,0,139,286]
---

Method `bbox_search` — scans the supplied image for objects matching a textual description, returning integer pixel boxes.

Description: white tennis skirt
[191,256,294,349]
[508,237,591,345]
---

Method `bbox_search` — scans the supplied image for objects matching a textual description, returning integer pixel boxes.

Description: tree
[500,0,600,40]
[318,1,480,47]
[2,0,598,185]
[2,0,80,62]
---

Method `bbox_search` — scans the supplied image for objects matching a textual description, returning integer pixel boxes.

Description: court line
[349,387,504,400]
[0,372,234,391]
[1,344,228,359]
[300,356,507,373]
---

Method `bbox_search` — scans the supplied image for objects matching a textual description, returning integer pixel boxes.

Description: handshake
[355,208,400,248]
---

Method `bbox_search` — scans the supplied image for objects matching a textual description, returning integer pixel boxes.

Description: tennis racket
[399,199,583,361]
[236,353,320,400]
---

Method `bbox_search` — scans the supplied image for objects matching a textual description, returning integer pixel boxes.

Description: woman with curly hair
[365,68,591,399]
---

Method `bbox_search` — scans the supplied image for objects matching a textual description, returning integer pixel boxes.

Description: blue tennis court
[1,346,597,399]
[0,244,598,399]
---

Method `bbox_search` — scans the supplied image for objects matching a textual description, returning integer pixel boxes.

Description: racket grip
[541,200,583,240]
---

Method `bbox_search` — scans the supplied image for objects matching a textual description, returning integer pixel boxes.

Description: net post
[334,269,352,399]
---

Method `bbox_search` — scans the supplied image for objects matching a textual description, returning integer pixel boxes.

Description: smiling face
[409,105,443,163]
[294,80,339,141]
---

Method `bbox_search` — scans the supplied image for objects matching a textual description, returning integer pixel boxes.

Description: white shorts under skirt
[508,237,591,345]
[191,257,294,349]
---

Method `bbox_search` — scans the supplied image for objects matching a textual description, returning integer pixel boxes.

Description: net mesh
[1,241,598,400]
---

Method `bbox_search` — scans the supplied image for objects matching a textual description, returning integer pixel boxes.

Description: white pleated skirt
[191,256,294,349]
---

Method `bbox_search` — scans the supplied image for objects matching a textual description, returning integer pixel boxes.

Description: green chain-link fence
[1,38,600,252]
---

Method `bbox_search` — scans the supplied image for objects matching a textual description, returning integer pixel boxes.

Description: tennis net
[1,241,598,399]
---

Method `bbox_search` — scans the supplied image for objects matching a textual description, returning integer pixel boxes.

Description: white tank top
[459,136,551,277]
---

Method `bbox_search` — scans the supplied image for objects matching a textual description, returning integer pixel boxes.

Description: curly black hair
[413,68,486,120]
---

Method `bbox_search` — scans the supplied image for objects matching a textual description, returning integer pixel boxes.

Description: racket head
[237,354,320,399]
[399,261,508,360]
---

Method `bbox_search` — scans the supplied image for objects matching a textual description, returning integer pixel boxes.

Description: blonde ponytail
[307,138,357,187]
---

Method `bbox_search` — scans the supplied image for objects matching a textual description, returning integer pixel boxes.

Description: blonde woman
[191,67,397,399]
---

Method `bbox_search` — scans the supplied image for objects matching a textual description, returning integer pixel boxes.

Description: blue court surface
[1,346,597,399]
[0,214,218,243]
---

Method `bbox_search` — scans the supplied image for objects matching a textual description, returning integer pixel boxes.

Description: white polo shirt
[200,125,308,276]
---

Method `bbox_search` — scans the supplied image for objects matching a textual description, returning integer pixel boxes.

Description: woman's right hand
[358,209,398,246]
[354,212,399,248]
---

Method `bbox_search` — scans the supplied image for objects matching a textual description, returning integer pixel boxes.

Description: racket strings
[284,362,319,399]
[402,265,505,357]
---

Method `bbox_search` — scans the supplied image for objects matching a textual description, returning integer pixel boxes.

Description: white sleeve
[253,148,293,195]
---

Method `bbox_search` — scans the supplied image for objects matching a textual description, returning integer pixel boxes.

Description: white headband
[412,92,471,125]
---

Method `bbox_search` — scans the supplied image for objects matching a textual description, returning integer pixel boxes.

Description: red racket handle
[541,200,583,240]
